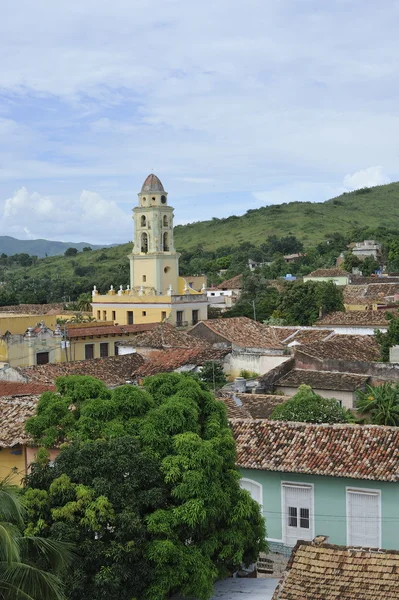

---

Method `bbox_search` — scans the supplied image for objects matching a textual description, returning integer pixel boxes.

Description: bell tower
[129,174,180,295]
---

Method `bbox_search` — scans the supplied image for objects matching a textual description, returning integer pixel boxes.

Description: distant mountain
[0,236,107,258]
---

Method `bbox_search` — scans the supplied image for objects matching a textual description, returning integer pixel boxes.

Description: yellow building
[92,174,208,327]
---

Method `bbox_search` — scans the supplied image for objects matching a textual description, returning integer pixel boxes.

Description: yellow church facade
[91,174,208,326]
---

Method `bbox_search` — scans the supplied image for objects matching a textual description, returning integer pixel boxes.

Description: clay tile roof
[191,317,284,350]
[18,353,145,387]
[141,173,165,192]
[134,347,228,378]
[66,322,159,338]
[272,541,399,600]
[0,304,65,315]
[124,323,208,349]
[219,393,286,419]
[230,419,399,481]
[0,397,39,447]
[365,282,399,299]
[343,284,368,303]
[276,368,368,391]
[316,310,393,327]
[307,268,349,277]
[283,329,335,345]
[296,335,381,362]
[216,274,243,290]
[0,382,55,397]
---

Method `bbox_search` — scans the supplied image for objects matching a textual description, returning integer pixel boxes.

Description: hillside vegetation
[2,182,399,306]
[174,183,399,250]
[0,236,105,257]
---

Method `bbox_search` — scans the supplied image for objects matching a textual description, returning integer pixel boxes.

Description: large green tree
[0,477,72,600]
[271,385,354,424]
[279,281,344,326]
[24,374,266,600]
[375,311,399,362]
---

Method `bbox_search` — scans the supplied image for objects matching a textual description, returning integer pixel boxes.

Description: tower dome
[141,173,165,193]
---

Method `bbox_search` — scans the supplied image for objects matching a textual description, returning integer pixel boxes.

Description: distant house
[283,253,305,264]
[344,282,399,311]
[352,239,381,261]
[231,419,399,554]
[188,317,291,377]
[272,538,399,600]
[303,268,350,286]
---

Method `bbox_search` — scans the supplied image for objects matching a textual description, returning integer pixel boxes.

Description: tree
[24,374,265,600]
[198,361,227,389]
[356,383,399,426]
[64,248,78,257]
[82,247,92,252]
[0,476,72,600]
[279,281,344,326]
[342,252,361,273]
[375,311,399,361]
[271,385,354,424]
[360,256,379,276]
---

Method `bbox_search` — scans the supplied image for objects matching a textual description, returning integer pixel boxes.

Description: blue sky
[0,0,398,244]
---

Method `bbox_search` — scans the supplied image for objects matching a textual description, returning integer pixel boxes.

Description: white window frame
[281,481,315,546]
[346,486,382,548]
[240,478,263,509]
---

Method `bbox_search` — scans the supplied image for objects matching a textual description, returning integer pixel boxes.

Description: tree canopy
[24,374,266,600]
[271,385,354,424]
[375,311,399,362]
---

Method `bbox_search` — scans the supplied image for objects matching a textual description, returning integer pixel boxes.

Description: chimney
[313,535,329,545]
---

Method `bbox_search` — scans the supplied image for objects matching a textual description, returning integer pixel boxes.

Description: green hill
[174,183,399,250]
[0,236,105,257]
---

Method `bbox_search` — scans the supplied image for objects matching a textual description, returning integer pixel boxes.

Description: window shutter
[347,489,380,548]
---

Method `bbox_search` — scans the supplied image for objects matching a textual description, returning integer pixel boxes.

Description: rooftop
[276,368,369,391]
[18,353,145,386]
[141,173,165,193]
[0,382,55,397]
[0,303,65,315]
[316,310,393,327]
[306,268,349,277]
[189,317,284,350]
[0,397,39,447]
[272,327,334,345]
[231,419,399,481]
[217,274,243,290]
[122,323,208,349]
[272,540,399,600]
[296,335,380,362]
[66,322,159,338]
[135,346,228,378]
[220,393,286,419]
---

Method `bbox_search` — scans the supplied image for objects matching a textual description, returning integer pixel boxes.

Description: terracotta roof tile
[66,323,159,338]
[273,541,399,600]
[307,268,349,277]
[18,353,145,386]
[296,335,381,362]
[0,304,65,315]
[0,397,39,447]
[121,323,208,349]
[216,274,243,290]
[276,368,368,391]
[191,317,284,349]
[316,310,393,327]
[219,393,286,419]
[0,382,55,397]
[135,347,228,378]
[230,419,399,481]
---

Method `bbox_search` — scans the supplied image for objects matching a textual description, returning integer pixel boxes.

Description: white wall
[225,353,290,378]
[277,385,355,409]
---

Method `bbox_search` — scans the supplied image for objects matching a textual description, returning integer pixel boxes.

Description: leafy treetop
[271,385,354,424]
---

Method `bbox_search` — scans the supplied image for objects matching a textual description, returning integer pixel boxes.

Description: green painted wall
[240,468,399,549]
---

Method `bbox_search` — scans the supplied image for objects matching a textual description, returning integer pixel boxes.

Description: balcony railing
[176,320,189,328]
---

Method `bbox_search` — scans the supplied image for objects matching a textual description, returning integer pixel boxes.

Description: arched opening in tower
[141,215,147,227]
[141,232,148,253]
[163,215,168,227]
[163,232,169,251]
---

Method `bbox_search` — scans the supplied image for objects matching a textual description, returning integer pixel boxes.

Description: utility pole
[252,300,256,321]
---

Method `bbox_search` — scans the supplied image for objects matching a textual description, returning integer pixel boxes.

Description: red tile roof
[66,323,159,338]
[135,347,228,378]
[190,317,284,349]
[0,397,39,447]
[217,274,243,290]
[219,393,286,419]
[306,268,349,277]
[231,419,399,481]
[316,310,393,327]
[0,382,55,397]
[18,353,145,386]
[123,323,208,349]
[0,303,65,315]
[273,541,399,600]
[276,368,369,391]
[296,335,380,362]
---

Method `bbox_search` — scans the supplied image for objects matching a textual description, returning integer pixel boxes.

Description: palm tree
[356,383,399,426]
[0,476,72,600]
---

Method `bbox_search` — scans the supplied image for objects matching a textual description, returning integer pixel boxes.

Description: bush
[271,385,354,424]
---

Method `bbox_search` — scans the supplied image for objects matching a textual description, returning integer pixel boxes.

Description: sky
[0,0,398,244]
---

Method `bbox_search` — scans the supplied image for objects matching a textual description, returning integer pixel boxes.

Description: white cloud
[343,166,391,190]
[252,182,346,206]
[0,187,131,244]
